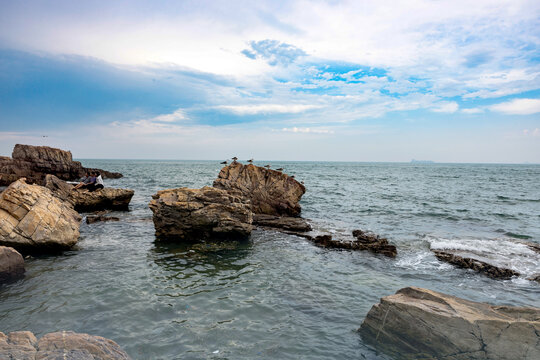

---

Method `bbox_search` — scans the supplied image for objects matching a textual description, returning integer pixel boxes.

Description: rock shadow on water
[150,238,253,278]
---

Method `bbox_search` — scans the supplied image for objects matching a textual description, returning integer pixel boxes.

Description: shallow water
[1,161,539,359]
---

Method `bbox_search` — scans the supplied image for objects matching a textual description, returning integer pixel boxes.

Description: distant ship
[410,159,435,164]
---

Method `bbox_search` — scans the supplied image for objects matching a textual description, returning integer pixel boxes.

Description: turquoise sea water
[1,161,539,359]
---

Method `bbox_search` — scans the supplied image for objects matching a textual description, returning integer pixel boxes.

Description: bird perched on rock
[276,168,283,171]
[220,161,227,164]
[300,181,304,184]
[247,158,253,163]
[264,165,271,169]
[232,157,238,163]
[290,175,295,179]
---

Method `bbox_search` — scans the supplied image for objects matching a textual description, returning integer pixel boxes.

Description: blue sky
[0,0,539,162]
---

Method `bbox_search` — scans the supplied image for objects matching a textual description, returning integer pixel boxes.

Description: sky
[0,0,539,162]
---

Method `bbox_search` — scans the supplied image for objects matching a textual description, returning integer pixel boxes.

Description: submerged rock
[351,229,398,257]
[86,215,120,224]
[0,144,122,186]
[359,286,540,360]
[44,175,134,212]
[0,179,81,253]
[213,162,306,217]
[149,186,252,241]
[433,250,520,279]
[0,330,131,359]
[307,232,397,258]
[0,246,25,283]
[253,214,312,232]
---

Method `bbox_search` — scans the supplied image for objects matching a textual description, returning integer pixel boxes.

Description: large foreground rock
[0,330,131,359]
[44,175,134,212]
[0,144,122,186]
[0,246,25,283]
[213,162,306,216]
[0,179,81,253]
[359,286,540,360]
[149,186,252,241]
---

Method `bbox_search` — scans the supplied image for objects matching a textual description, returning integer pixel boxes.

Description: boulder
[149,186,253,241]
[0,179,81,253]
[44,175,134,212]
[352,229,398,257]
[0,144,122,186]
[213,162,306,217]
[359,287,540,360]
[432,250,520,280]
[0,246,25,283]
[70,188,134,212]
[253,214,312,232]
[0,330,131,359]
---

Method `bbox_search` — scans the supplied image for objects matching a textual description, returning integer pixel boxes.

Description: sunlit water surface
[1,161,539,359]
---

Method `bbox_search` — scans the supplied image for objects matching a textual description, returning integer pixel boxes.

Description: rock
[44,174,134,212]
[0,330,131,359]
[253,214,312,232]
[359,286,540,360]
[70,188,134,212]
[0,179,81,253]
[149,186,252,241]
[213,162,306,217]
[528,274,540,283]
[0,246,25,283]
[86,215,120,224]
[0,144,122,186]
[433,250,520,279]
[352,229,398,257]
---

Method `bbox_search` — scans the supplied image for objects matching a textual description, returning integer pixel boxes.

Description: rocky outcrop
[0,144,122,186]
[0,330,131,359]
[0,179,81,253]
[70,188,134,212]
[253,214,312,232]
[359,287,540,360]
[86,215,120,224]
[306,231,397,257]
[0,246,25,283]
[213,162,306,217]
[433,250,520,280]
[149,186,252,241]
[44,175,134,212]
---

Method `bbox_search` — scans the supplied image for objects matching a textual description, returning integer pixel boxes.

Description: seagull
[264,164,271,169]
[290,175,295,179]
[276,168,283,171]
[232,157,238,161]
[247,158,253,163]
[220,161,227,164]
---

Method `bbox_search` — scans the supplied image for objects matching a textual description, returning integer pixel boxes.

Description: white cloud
[217,104,322,115]
[462,108,484,114]
[281,127,334,134]
[523,128,540,137]
[152,109,189,122]
[490,98,540,115]
[431,101,459,113]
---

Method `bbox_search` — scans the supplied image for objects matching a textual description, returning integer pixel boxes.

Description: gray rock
[0,246,25,283]
[359,286,540,360]
[253,214,312,232]
[0,330,131,359]
[149,186,252,241]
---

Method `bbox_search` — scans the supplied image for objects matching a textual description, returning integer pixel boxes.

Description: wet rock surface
[86,215,120,224]
[308,233,397,257]
[213,162,306,217]
[149,186,253,241]
[0,179,81,253]
[359,286,540,360]
[0,246,25,283]
[0,330,131,359]
[0,144,122,186]
[253,214,312,232]
[433,250,520,279]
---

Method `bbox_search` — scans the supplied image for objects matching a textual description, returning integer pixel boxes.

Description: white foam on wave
[427,236,540,278]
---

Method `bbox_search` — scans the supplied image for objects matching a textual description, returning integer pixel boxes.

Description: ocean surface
[1,161,539,359]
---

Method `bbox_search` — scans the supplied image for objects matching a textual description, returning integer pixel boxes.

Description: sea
[1,160,539,359]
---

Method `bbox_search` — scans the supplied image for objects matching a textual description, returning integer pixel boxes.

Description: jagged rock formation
[305,231,397,257]
[213,163,306,217]
[44,175,134,212]
[149,186,253,241]
[359,286,540,360]
[0,144,122,186]
[86,215,120,224]
[432,250,520,279]
[253,214,312,232]
[0,330,131,359]
[0,246,25,283]
[0,179,81,253]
